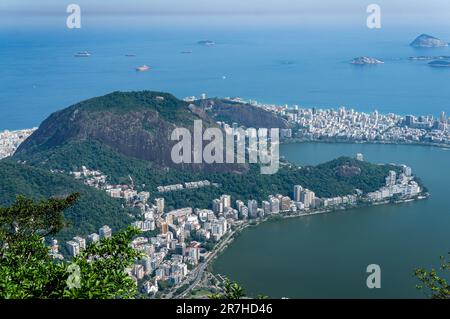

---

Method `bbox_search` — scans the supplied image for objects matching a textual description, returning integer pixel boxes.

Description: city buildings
[0,128,37,159]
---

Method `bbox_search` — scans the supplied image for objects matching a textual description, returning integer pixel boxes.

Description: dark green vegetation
[12,140,399,208]
[208,277,268,299]
[0,195,141,299]
[0,159,131,241]
[4,138,400,236]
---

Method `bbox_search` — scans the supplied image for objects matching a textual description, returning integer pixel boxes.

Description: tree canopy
[0,194,141,299]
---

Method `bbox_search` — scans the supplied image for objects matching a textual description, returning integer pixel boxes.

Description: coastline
[172,191,430,298]
[281,138,450,150]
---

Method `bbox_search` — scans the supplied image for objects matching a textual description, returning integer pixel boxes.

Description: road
[166,223,247,299]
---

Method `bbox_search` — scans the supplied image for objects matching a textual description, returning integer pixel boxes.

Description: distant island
[428,60,450,68]
[350,57,384,65]
[410,34,448,48]
[409,56,450,61]
[197,40,215,46]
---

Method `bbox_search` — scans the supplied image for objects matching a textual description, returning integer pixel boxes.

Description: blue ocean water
[1,17,450,130]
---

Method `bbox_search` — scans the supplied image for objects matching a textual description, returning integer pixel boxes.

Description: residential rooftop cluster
[366,165,422,201]
[223,97,450,146]
[157,180,217,193]
[0,128,37,159]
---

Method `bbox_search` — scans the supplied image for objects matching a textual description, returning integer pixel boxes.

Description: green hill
[2,90,409,240]
[12,139,399,211]
[0,159,131,241]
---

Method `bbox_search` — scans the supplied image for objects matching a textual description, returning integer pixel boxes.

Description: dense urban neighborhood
[218,97,450,146]
[46,157,424,298]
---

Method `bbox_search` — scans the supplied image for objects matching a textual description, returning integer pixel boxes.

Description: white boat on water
[74,51,91,57]
[136,65,150,72]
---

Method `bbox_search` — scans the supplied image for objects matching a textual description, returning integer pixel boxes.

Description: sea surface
[1,16,450,130]
[213,142,450,298]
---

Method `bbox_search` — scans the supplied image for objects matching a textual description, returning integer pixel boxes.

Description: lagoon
[212,142,450,298]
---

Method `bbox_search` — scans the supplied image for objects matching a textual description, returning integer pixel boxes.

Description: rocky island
[428,60,450,68]
[409,56,450,61]
[410,34,448,48]
[198,40,215,46]
[350,56,384,65]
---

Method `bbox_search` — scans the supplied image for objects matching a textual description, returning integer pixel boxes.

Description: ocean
[1,16,450,130]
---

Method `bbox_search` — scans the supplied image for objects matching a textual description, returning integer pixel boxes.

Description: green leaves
[0,193,79,246]
[0,195,142,299]
[415,253,450,299]
[209,278,247,299]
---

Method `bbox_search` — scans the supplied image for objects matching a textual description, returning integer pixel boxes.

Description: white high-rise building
[269,197,280,214]
[66,241,80,257]
[402,165,412,177]
[155,198,165,213]
[212,198,223,214]
[386,171,397,187]
[248,200,258,218]
[220,195,231,209]
[300,189,315,208]
[294,185,303,202]
[87,233,100,244]
[235,200,245,212]
[73,236,86,251]
[262,201,271,215]
[99,225,112,239]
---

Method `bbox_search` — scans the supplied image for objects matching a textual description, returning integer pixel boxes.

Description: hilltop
[410,34,448,48]
[0,159,131,241]
[15,91,295,176]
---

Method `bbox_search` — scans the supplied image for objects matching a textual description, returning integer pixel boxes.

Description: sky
[1,0,449,15]
[1,1,449,28]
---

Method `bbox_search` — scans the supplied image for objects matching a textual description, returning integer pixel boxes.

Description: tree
[209,278,246,299]
[0,193,79,246]
[415,253,450,299]
[0,194,142,299]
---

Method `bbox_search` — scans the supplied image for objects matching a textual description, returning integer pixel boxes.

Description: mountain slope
[16,91,244,173]
[200,98,290,129]
[0,159,131,240]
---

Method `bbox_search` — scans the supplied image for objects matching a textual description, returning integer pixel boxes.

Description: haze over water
[1,14,450,130]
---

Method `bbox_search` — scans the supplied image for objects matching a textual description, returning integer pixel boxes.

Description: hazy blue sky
[1,1,449,28]
[1,0,449,15]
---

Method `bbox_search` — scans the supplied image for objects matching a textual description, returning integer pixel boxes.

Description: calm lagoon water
[212,142,450,298]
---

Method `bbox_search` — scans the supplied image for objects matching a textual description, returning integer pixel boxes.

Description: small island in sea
[350,56,384,65]
[409,56,450,61]
[428,60,450,68]
[410,34,448,48]
[197,40,215,46]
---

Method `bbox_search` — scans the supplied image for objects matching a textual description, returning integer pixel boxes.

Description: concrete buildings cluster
[157,180,214,193]
[290,107,450,146]
[366,165,422,202]
[0,128,36,159]
[223,96,450,146]
[65,225,111,258]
